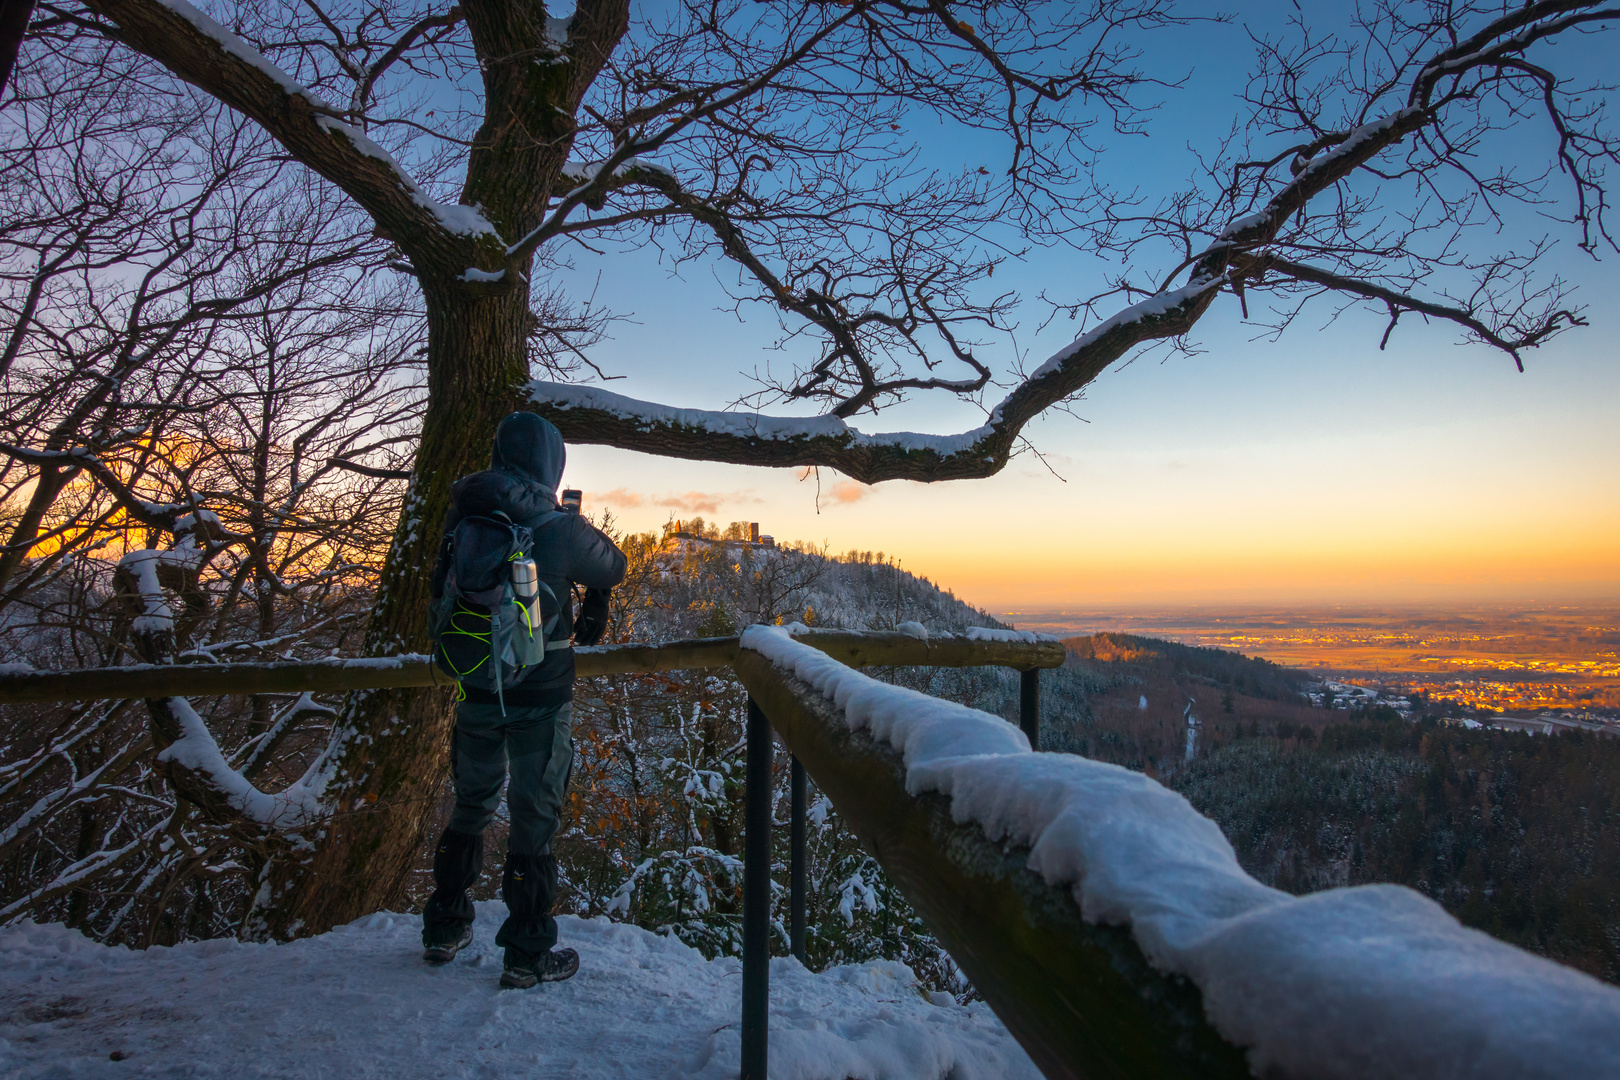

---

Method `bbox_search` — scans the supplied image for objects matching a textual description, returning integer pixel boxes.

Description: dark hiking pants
[421,700,573,955]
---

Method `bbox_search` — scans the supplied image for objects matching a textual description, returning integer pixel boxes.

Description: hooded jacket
[432,412,626,707]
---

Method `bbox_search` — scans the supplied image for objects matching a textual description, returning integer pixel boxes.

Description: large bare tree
[0,24,424,935]
[13,0,1614,938]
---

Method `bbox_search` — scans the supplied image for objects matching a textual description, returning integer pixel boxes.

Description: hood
[490,412,565,496]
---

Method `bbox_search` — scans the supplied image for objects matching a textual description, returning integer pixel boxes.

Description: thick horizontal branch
[539,7,1602,481]
[531,278,1223,483]
[0,630,1065,704]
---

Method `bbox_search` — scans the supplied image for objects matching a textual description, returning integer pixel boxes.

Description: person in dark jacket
[420,412,626,989]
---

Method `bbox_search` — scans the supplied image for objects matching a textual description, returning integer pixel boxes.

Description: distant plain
[998,603,1620,714]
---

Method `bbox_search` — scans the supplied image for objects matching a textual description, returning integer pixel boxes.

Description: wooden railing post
[1020,667,1040,748]
[741,695,772,1080]
[790,754,807,962]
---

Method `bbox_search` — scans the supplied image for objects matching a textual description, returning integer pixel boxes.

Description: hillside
[1036,632,1328,780]
[621,522,1015,639]
[1171,712,1620,985]
[1064,632,1309,701]
[1037,634,1620,984]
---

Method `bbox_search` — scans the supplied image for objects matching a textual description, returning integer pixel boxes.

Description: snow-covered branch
[529,277,1221,483]
[235,692,338,780]
[114,547,204,638]
[0,441,235,540]
[154,697,330,833]
[0,834,148,923]
[0,733,150,861]
[80,0,501,259]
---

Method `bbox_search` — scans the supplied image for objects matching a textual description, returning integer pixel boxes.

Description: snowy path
[0,905,1039,1080]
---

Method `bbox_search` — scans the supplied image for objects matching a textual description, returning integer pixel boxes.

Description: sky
[549,5,1620,616]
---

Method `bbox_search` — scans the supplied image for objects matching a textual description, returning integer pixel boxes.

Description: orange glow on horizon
[902,533,1620,609]
[578,463,1620,610]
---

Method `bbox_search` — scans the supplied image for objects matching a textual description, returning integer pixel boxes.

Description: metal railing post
[741,696,773,1080]
[790,754,807,962]
[1020,668,1040,748]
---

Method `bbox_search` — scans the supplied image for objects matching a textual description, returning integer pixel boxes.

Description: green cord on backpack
[427,511,559,714]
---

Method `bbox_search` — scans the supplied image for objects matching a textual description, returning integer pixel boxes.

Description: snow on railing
[965,625,1059,644]
[738,625,1620,1080]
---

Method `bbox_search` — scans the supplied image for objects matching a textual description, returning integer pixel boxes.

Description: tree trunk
[244,279,532,940]
[0,462,64,597]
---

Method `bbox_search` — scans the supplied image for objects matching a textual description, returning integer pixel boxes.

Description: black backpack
[427,512,559,712]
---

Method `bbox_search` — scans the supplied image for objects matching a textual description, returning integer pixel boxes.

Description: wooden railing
[10,633,1619,1079]
[0,629,1064,707]
[0,630,1098,1078]
[734,646,1247,1080]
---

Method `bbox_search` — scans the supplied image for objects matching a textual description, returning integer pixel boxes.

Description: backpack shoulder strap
[526,508,566,533]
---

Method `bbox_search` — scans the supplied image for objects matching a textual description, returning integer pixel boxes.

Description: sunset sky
[552,7,1620,615]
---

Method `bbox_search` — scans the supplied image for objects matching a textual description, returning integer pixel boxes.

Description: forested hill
[610,521,1013,642]
[1064,632,1308,702]
[1056,633,1620,986]
[1175,713,1620,986]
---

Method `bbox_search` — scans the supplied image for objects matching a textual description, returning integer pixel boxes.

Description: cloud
[590,488,762,515]
[828,481,871,505]
[658,492,722,514]
[654,490,763,514]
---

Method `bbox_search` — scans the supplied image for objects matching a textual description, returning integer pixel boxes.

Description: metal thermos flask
[510,557,542,628]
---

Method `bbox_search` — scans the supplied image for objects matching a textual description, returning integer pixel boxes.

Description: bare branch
[1240,254,1584,371]
[79,0,502,268]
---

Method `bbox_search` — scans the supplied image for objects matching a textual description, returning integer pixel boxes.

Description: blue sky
[548,3,1620,611]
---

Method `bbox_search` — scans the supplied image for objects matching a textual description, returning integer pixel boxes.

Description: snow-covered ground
[0,906,1038,1080]
[1303,680,1401,711]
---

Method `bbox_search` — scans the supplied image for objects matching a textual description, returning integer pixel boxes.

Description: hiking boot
[499,946,578,988]
[422,925,473,964]
[421,827,483,960]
